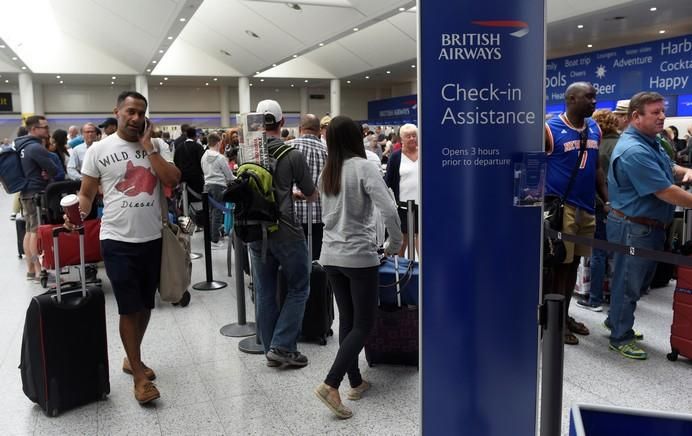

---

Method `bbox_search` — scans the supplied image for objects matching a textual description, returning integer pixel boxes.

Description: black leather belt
[611,208,666,230]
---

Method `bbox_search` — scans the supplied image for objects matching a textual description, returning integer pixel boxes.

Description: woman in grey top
[314,116,402,419]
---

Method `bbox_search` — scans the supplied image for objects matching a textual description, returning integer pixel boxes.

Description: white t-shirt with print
[81,133,162,243]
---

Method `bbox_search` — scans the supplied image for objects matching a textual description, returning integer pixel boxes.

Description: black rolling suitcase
[278,202,334,345]
[19,226,109,416]
[364,199,419,367]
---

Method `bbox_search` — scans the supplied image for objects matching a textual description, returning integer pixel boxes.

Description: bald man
[544,81,607,345]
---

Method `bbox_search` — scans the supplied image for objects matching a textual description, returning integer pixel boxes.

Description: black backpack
[223,143,293,254]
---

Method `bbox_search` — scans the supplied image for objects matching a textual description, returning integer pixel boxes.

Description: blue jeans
[249,238,310,354]
[605,213,665,346]
[588,206,608,306]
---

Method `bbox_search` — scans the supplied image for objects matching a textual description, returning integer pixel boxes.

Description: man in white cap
[250,99,318,368]
[612,99,630,132]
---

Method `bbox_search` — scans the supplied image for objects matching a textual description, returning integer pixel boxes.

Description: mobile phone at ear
[139,118,149,135]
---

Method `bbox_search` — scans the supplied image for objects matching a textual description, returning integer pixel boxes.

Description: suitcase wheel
[318,336,327,346]
[40,276,48,288]
[48,408,59,417]
[667,350,679,362]
[328,329,333,337]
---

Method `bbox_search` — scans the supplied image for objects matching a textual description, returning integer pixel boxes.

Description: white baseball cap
[256,99,283,123]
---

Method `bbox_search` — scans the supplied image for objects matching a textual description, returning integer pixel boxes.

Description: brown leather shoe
[123,357,156,380]
[134,381,160,404]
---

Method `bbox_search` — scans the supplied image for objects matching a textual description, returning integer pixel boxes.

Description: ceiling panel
[242,2,366,46]
[546,0,633,22]
[304,44,373,77]
[337,21,416,67]
[154,37,244,76]
[386,10,417,40]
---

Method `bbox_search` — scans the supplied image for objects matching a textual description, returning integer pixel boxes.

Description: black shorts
[398,202,419,234]
[101,238,162,315]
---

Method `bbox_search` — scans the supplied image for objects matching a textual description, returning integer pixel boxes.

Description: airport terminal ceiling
[0,0,689,89]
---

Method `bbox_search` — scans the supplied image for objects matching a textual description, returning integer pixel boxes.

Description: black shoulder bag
[544,128,588,266]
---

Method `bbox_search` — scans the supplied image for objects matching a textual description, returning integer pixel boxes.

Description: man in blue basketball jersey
[544,82,608,345]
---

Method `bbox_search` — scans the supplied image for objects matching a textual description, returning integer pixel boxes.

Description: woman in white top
[314,116,402,419]
[384,123,419,257]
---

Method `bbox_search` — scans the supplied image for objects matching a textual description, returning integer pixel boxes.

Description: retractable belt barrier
[186,185,232,213]
[544,227,692,268]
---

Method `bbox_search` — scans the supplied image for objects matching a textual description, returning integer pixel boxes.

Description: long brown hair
[321,116,366,196]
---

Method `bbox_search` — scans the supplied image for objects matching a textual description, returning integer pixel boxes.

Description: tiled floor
[2,188,691,435]
[0,193,419,436]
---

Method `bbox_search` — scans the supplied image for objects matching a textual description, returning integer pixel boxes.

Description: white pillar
[238,77,251,113]
[219,85,230,128]
[300,87,309,116]
[330,79,340,117]
[375,87,383,100]
[18,73,35,120]
[135,75,150,116]
[33,83,44,116]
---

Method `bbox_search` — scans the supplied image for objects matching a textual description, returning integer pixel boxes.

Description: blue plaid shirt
[286,134,327,224]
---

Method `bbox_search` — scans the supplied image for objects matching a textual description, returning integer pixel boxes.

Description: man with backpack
[15,116,60,281]
[248,99,317,368]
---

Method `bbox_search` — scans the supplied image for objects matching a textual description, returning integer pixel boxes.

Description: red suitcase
[38,219,102,270]
[668,266,692,362]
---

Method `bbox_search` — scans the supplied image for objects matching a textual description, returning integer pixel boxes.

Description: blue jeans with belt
[588,205,608,306]
[248,238,310,354]
[605,213,665,346]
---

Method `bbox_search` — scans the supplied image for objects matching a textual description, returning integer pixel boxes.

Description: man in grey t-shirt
[249,99,317,368]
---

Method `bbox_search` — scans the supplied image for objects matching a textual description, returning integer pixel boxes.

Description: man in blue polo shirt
[606,91,692,360]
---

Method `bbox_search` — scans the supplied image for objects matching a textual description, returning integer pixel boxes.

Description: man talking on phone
[69,91,180,404]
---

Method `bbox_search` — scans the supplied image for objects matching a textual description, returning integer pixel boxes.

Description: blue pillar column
[420,2,545,435]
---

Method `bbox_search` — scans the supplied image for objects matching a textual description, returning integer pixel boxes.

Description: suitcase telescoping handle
[52,226,87,303]
[393,199,416,308]
[307,199,313,262]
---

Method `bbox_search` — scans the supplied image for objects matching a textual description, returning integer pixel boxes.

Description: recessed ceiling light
[0,45,5,48]
[577,24,584,29]
[11,56,17,60]
[650,7,657,11]
[346,80,351,84]
[56,75,61,78]
[59,80,63,84]
[304,79,309,83]
[4,80,9,83]
[260,79,265,82]
[21,66,26,70]
[179,18,186,22]
[587,44,593,48]
[256,71,260,74]
[152,60,157,64]
[365,75,370,79]
[286,3,302,11]
[213,77,218,81]
[386,70,391,74]
[111,76,116,80]
[245,30,260,38]
[164,77,168,80]
[205,82,209,86]
[659,30,666,34]
[318,43,324,47]
[290,84,294,87]
[353,27,359,32]
[272,64,277,67]
[146,69,151,72]
[399,7,405,11]
[110,81,114,85]
[159,49,164,53]
[292,54,298,58]
[159,82,163,85]
[249,83,253,87]
[167,36,173,40]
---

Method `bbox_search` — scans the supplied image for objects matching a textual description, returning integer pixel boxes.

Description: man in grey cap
[249,99,318,368]
[612,99,630,132]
